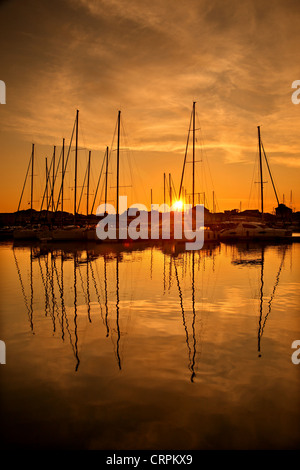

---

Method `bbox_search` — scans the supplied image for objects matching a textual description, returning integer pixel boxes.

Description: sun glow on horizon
[173,200,184,211]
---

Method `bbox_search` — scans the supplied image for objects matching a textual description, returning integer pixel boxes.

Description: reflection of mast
[190,252,196,382]
[86,252,91,322]
[258,246,286,357]
[257,246,265,357]
[115,254,122,370]
[192,102,196,208]
[173,254,196,382]
[37,254,50,319]
[104,255,110,337]
[13,248,34,333]
[257,126,264,218]
[17,143,35,216]
[116,110,121,219]
[73,255,80,371]
[257,246,287,356]
[173,258,192,374]
[74,109,79,225]
[60,253,65,341]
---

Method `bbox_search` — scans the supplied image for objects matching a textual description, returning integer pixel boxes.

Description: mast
[30,143,35,212]
[52,145,56,212]
[87,150,91,216]
[257,126,264,217]
[17,149,32,213]
[116,110,121,218]
[163,173,166,209]
[61,138,65,215]
[192,101,196,208]
[169,173,172,207]
[90,148,107,215]
[261,140,280,207]
[179,109,193,200]
[45,158,48,210]
[74,109,79,224]
[104,146,109,214]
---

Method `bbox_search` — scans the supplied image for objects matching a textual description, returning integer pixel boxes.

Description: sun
[173,200,184,211]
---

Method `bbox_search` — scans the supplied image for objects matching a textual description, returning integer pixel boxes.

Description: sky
[0,0,299,214]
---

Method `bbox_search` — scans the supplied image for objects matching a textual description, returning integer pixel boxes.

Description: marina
[1,0,299,453]
[2,104,299,245]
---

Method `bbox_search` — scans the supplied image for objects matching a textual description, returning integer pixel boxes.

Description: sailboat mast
[87,150,91,216]
[61,138,65,215]
[169,173,172,207]
[258,126,264,217]
[30,143,35,212]
[46,157,48,210]
[116,110,121,217]
[52,145,56,212]
[104,146,109,214]
[74,110,79,224]
[192,102,196,208]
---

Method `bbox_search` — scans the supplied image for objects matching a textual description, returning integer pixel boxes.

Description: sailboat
[219,127,292,241]
[13,144,40,240]
[45,110,87,241]
[176,102,219,244]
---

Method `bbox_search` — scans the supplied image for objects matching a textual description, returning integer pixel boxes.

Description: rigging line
[248,142,259,210]
[171,175,178,202]
[55,117,76,213]
[179,109,193,199]
[91,148,107,215]
[17,150,32,211]
[39,155,54,214]
[47,146,64,212]
[77,159,88,214]
[261,140,280,206]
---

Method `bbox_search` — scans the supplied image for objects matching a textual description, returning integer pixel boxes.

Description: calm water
[0,239,299,449]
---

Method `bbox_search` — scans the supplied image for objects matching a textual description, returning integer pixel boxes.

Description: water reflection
[5,240,299,450]
[229,242,289,357]
[257,245,287,357]
[12,240,292,377]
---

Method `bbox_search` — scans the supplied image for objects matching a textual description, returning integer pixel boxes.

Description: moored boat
[219,221,292,241]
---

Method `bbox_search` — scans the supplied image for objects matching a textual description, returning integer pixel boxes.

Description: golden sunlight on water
[0,240,299,449]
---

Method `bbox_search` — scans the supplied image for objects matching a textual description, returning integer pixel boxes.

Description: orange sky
[0,0,299,214]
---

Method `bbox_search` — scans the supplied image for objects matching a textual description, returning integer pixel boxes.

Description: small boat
[219,221,292,241]
[13,227,38,240]
[50,225,87,241]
